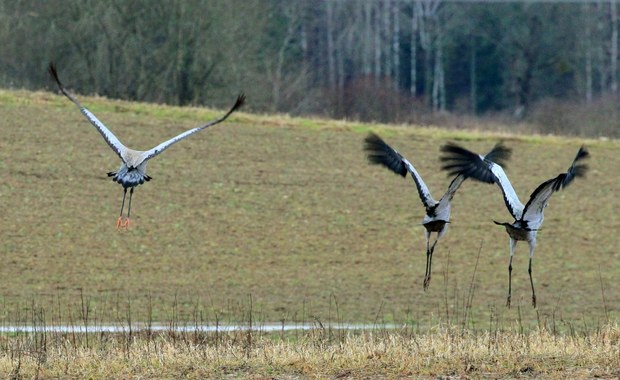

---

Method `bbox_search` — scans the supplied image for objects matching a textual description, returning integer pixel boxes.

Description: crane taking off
[441,143,589,308]
[48,63,245,230]
[364,133,510,290]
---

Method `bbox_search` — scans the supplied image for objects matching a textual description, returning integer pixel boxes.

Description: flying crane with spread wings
[48,63,245,229]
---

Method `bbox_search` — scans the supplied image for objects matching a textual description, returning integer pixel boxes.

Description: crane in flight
[364,133,510,290]
[441,143,589,308]
[48,63,245,230]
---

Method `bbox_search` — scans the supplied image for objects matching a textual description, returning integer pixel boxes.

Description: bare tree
[363,1,372,75]
[470,36,477,114]
[392,0,400,89]
[326,0,337,93]
[410,0,418,96]
[374,1,382,84]
[416,0,443,111]
[2,0,615,123]
[597,1,608,94]
[264,2,307,112]
[336,2,348,112]
[383,0,392,81]
[433,23,446,112]
[611,0,618,94]
[584,3,594,102]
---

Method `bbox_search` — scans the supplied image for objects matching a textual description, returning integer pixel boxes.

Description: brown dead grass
[0,325,618,378]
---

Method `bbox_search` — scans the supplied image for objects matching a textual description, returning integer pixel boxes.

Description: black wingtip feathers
[48,62,77,105]
[439,141,510,183]
[215,93,245,123]
[232,93,246,112]
[569,145,589,178]
[48,62,63,89]
[575,145,589,163]
[484,142,512,168]
[363,133,407,177]
[545,145,589,192]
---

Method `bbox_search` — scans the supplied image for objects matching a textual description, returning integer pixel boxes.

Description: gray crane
[441,143,589,308]
[48,63,245,229]
[364,133,510,290]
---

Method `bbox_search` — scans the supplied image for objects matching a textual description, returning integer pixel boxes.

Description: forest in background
[2,0,620,137]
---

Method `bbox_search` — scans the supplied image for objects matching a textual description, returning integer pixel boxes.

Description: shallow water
[0,323,400,334]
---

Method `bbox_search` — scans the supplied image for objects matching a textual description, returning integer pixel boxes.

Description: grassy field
[0,88,618,332]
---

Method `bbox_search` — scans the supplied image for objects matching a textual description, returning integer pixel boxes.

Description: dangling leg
[506,238,516,308]
[423,231,431,290]
[123,187,135,229]
[425,233,440,290]
[117,188,128,230]
[528,240,537,308]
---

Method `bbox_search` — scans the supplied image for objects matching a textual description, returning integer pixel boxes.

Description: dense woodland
[2,0,620,136]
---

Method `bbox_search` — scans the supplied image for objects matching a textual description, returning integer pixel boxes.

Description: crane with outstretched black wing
[364,133,510,290]
[441,143,589,308]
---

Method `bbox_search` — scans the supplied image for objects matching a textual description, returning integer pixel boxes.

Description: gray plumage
[48,62,245,228]
[365,133,510,290]
[441,143,589,308]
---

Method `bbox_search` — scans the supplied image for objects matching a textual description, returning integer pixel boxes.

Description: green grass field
[0,89,618,330]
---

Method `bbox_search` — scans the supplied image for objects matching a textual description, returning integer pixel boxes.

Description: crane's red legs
[116,187,133,230]
[124,187,134,229]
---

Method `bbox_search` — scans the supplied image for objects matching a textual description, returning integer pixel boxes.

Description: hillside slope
[0,89,618,326]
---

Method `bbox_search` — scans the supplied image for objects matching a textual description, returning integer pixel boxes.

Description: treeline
[1,0,620,135]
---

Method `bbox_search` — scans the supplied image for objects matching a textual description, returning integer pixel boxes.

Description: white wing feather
[49,64,245,168]
[139,95,245,164]
[140,126,209,163]
[401,158,437,209]
[489,163,524,220]
[79,108,128,162]
[48,63,128,163]
[520,146,589,230]
[520,180,555,230]
[434,174,465,220]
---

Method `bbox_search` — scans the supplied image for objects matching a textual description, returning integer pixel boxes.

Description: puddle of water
[0,323,400,334]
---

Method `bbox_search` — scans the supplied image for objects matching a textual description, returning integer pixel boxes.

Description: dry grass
[0,324,618,378]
